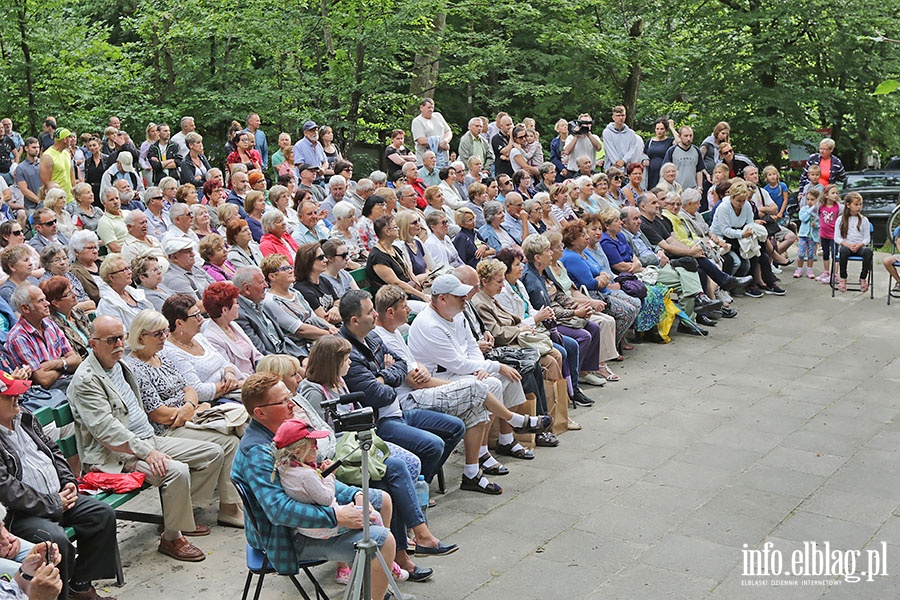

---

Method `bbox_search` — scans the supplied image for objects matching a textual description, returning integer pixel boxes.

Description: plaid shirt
[232,419,360,575]
[5,317,73,372]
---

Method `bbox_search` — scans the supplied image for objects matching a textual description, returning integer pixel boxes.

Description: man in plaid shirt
[233,372,402,600]
[5,285,81,410]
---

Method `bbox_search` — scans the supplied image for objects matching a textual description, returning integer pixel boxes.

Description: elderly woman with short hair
[43,188,76,239]
[124,308,244,529]
[95,253,153,328]
[198,233,236,282]
[243,190,265,242]
[190,203,215,240]
[200,282,262,378]
[71,182,104,232]
[68,230,101,304]
[39,243,94,312]
[452,206,492,268]
[258,209,299,265]
[330,200,365,264]
[476,201,513,253]
[225,218,263,268]
[0,245,38,304]
[268,184,299,233]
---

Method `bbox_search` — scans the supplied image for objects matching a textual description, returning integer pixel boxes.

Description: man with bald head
[67,315,224,562]
[502,192,532,245]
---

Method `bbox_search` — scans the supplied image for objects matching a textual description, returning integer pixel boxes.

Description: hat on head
[273,418,329,449]
[302,121,318,131]
[297,163,321,172]
[248,171,266,186]
[163,236,195,256]
[54,128,73,141]
[117,152,136,173]
[0,373,31,396]
[430,274,472,297]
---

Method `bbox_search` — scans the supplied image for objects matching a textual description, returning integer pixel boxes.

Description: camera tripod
[341,428,405,600]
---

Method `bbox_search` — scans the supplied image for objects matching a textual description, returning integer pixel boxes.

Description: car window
[844,174,900,189]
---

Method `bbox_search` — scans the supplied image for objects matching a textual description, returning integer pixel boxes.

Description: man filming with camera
[563,113,603,174]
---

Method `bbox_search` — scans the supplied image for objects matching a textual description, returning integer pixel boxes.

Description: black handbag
[485,346,541,374]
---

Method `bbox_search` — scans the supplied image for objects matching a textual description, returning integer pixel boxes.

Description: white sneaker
[772,265,783,274]
[715,289,733,304]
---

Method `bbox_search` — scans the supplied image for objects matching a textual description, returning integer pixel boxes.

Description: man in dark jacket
[338,290,465,484]
[147,123,182,185]
[0,373,117,600]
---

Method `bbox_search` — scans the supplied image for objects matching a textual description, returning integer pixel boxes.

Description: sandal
[567,417,582,431]
[460,471,502,495]
[495,441,535,460]
[838,279,847,292]
[860,279,869,293]
[596,366,620,382]
[612,355,625,362]
[620,343,635,352]
[535,431,559,447]
[478,454,510,476]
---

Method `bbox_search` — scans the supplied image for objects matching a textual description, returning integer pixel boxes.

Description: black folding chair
[232,480,329,600]
[830,222,874,298]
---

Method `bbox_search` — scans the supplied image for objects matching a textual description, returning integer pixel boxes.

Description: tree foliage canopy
[0,0,897,168]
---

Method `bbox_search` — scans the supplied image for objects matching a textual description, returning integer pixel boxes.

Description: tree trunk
[343,13,366,155]
[15,0,37,134]
[622,18,643,129]
[409,13,446,103]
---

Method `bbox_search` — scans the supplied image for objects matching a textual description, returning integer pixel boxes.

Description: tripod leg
[344,551,365,600]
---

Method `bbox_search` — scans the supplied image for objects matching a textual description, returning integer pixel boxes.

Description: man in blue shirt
[292,121,327,175]
[243,113,269,171]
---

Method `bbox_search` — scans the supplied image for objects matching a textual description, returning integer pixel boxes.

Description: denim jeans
[371,456,425,551]
[376,409,465,483]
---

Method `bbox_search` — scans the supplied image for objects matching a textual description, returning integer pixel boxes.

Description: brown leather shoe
[157,523,211,537]
[68,586,117,600]
[157,535,206,562]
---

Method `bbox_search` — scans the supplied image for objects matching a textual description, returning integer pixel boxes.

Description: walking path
[106,256,900,600]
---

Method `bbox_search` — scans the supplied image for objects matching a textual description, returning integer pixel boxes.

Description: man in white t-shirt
[411,98,452,166]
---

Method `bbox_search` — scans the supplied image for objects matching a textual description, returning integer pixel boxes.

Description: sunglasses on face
[39,219,57,227]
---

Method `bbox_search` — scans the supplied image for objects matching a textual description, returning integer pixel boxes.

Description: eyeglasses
[91,334,126,345]
[111,265,132,275]
[144,328,169,339]
[9,230,23,236]
[185,311,205,321]
[258,397,294,408]
[315,255,327,261]
[49,256,68,264]
[439,219,449,225]
[38,219,57,227]
[149,196,163,201]
[276,265,293,273]
[334,252,349,259]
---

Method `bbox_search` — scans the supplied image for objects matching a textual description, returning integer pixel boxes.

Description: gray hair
[635,193,655,208]
[261,209,285,233]
[169,203,191,220]
[180,116,194,129]
[69,230,99,260]
[521,233,550,262]
[328,175,347,190]
[575,175,592,190]
[468,117,481,127]
[189,204,207,219]
[232,266,262,290]
[44,188,67,210]
[451,160,465,172]
[158,176,178,191]
[124,210,145,226]
[621,206,639,221]
[102,187,119,203]
[742,165,758,177]
[143,186,162,204]
[369,170,387,184]
[483,201,504,223]
[39,243,67,270]
[660,162,676,173]
[184,132,202,146]
[820,137,835,150]
[681,188,702,205]
[10,284,39,314]
[356,179,374,194]
[332,201,356,220]
[423,150,436,160]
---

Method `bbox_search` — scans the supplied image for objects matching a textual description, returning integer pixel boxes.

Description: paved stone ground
[98,256,900,600]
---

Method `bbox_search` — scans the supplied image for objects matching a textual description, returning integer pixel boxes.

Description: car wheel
[887,204,900,246]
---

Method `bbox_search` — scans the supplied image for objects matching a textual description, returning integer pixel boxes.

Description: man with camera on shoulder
[563,113,603,174]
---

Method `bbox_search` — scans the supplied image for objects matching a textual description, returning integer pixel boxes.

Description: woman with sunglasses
[95,253,153,329]
[293,243,343,325]
[125,306,244,529]
[320,239,359,297]
[41,275,92,359]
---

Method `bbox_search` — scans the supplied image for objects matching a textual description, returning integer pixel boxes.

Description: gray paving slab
[101,252,900,599]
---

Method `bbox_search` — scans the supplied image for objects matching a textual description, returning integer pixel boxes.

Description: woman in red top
[226,131,262,173]
[258,210,299,264]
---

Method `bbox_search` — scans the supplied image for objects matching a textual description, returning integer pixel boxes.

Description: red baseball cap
[273,418,329,449]
[0,373,32,396]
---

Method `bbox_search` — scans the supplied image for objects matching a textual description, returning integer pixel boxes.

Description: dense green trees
[0,0,897,168]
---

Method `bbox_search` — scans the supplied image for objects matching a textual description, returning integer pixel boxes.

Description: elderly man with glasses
[67,315,225,562]
[161,238,213,301]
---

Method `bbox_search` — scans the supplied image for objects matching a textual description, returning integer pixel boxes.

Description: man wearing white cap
[408,275,544,492]
[161,237,213,301]
[39,128,75,201]
[100,151,144,195]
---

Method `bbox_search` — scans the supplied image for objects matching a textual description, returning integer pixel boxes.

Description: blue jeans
[371,456,424,552]
[376,409,465,484]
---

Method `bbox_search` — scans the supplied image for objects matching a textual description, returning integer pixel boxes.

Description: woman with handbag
[472,258,568,449]
[124,309,244,529]
[521,234,620,383]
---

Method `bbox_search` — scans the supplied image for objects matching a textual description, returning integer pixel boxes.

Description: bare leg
[372,533,396,600]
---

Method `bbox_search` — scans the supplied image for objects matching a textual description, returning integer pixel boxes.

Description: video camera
[568,118,593,136]
[320,392,375,433]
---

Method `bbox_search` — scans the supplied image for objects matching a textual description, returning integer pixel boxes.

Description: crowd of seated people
[0,105,844,598]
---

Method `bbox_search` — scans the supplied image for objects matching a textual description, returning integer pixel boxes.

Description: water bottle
[414,475,429,523]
